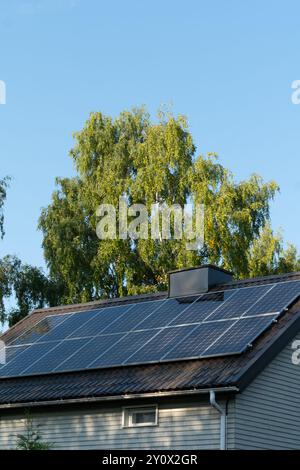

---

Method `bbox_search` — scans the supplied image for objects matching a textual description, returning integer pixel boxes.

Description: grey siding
[234,332,300,449]
[0,402,221,450]
[226,400,235,450]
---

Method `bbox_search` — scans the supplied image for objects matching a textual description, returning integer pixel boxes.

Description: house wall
[0,400,225,450]
[233,332,300,450]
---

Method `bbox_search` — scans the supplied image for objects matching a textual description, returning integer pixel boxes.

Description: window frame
[122,404,158,428]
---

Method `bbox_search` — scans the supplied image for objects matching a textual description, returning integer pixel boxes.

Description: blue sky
[1,0,300,269]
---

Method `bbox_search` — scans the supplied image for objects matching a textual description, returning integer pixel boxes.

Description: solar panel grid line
[16,337,70,376]
[203,315,278,357]
[157,291,240,361]
[124,311,274,333]
[53,308,104,342]
[9,313,68,346]
[19,338,85,376]
[63,303,135,341]
[167,289,238,327]
[10,309,94,347]
[116,294,211,365]
[200,321,243,357]
[97,299,168,335]
[0,341,61,377]
[191,288,238,322]
[122,325,197,366]
[199,285,276,358]
[4,345,30,364]
[52,333,124,373]
[203,311,278,324]
[35,310,107,344]
[67,303,141,340]
[156,290,245,360]
[158,322,205,362]
[118,327,165,366]
[102,299,168,332]
[8,278,299,345]
[86,327,162,368]
[51,334,101,372]
[38,301,138,374]
[0,334,54,372]
[161,321,239,362]
[238,284,276,318]
[157,294,205,327]
[130,296,203,331]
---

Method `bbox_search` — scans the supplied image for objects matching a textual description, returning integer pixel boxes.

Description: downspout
[209,390,226,450]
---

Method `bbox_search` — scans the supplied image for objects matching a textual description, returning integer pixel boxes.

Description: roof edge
[0,386,239,410]
[32,291,167,315]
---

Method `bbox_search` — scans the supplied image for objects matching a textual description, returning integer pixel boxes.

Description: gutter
[209,390,227,450]
[0,386,238,410]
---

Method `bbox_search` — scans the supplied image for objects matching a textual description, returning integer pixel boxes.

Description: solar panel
[208,284,273,321]
[22,338,88,375]
[202,315,277,356]
[0,344,29,366]
[168,291,236,326]
[0,341,60,376]
[36,309,102,343]
[123,325,196,364]
[89,329,159,368]
[53,333,123,372]
[135,298,197,330]
[246,280,300,315]
[0,279,299,378]
[100,300,165,334]
[161,320,236,361]
[68,304,134,339]
[11,314,67,345]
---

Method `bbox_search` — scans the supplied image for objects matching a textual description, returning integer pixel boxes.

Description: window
[122,405,158,428]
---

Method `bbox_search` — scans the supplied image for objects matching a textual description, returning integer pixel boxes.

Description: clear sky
[1,0,300,269]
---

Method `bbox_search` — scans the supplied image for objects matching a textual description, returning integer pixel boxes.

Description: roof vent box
[168,265,233,298]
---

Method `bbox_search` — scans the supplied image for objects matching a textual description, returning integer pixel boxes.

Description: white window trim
[122,404,158,428]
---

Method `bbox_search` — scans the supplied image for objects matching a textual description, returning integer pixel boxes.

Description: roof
[1,271,300,407]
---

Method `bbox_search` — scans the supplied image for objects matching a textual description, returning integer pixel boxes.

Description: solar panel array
[0,279,300,379]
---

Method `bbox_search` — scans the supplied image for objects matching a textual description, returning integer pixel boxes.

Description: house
[0,265,300,450]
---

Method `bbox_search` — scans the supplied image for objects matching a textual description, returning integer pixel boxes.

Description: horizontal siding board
[0,402,221,450]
